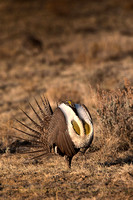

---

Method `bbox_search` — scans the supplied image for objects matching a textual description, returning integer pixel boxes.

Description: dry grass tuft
[96,80,133,164]
[0,120,14,151]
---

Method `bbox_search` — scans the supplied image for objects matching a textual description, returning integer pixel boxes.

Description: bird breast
[59,103,93,148]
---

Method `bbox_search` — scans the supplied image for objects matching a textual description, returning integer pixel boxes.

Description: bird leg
[65,156,72,169]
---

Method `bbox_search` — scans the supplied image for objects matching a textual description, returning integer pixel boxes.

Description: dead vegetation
[96,80,133,164]
[0,0,133,199]
[0,81,133,200]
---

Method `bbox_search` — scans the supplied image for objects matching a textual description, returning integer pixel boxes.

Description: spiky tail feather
[13,96,53,159]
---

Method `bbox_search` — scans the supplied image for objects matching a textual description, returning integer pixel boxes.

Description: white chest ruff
[59,103,93,148]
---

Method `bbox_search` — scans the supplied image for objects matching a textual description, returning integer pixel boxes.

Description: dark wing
[48,107,77,157]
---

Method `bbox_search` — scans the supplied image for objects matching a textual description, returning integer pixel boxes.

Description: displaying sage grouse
[15,97,94,168]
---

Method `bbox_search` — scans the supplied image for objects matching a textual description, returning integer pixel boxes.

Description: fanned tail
[13,96,53,158]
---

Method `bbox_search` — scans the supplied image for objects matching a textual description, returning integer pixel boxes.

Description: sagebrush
[96,80,133,163]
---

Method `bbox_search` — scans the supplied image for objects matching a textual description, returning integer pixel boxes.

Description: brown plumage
[14,96,94,168]
[48,107,79,166]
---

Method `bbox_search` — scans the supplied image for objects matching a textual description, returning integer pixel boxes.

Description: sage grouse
[15,97,94,168]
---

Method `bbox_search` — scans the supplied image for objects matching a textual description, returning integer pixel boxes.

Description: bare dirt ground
[0,0,133,199]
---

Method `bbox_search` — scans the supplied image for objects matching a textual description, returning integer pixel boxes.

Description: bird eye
[84,122,91,135]
[67,100,72,105]
[71,120,80,135]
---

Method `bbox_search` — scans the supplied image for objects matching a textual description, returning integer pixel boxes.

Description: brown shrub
[96,80,133,163]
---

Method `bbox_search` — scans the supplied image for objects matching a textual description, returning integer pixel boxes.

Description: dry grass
[0,150,133,199]
[0,0,133,199]
[96,80,133,164]
[1,82,133,199]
